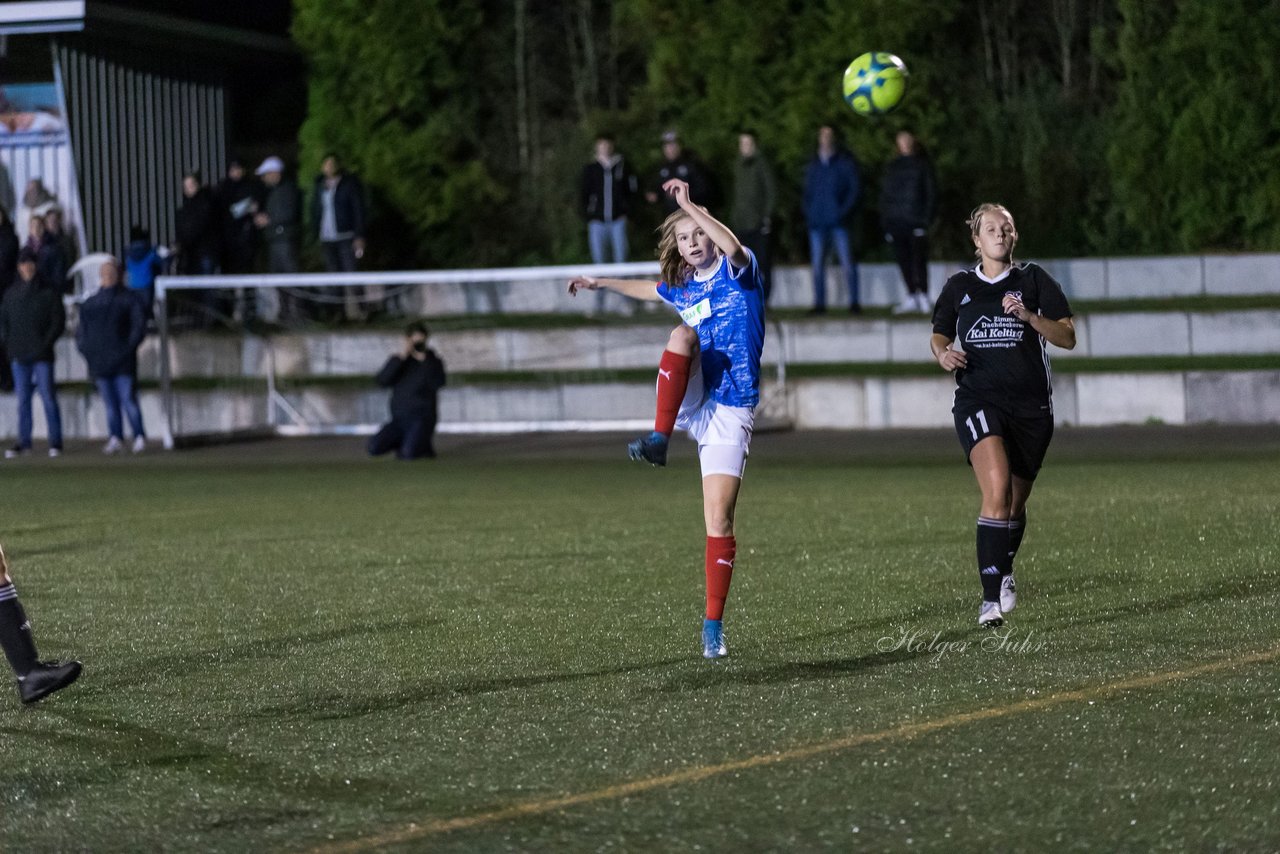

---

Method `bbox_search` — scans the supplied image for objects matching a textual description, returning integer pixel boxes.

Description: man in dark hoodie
[175,171,221,327]
[0,248,65,457]
[368,321,447,461]
[76,258,147,454]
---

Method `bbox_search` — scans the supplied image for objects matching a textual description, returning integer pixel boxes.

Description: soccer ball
[842,52,909,116]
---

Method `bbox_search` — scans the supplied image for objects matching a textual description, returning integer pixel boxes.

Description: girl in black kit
[930,204,1076,627]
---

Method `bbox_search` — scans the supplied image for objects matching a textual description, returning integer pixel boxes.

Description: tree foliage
[293,0,1276,268]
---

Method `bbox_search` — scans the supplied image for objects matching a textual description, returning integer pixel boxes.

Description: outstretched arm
[663,179,749,270]
[567,276,663,302]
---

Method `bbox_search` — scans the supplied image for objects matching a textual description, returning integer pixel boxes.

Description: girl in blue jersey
[930,203,1076,627]
[568,178,765,659]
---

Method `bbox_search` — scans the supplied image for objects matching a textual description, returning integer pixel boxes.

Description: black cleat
[627,432,669,467]
[17,660,82,704]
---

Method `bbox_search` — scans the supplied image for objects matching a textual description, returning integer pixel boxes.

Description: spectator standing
[0,208,17,391]
[217,157,261,322]
[581,132,637,265]
[254,156,301,322]
[123,225,165,318]
[0,248,65,458]
[41,207,72,294]
[17,178,55,245]
[75,259,147,454]
[802,125,863,314]
[646,130,713,216]
[174,172,220,276]
[580,132,637,314]
[174,171,222,327]
[368,321,447,461]
[882,130,938,314]
[731,129,777,303]
[23,215,66,296]
[310,153,370,320]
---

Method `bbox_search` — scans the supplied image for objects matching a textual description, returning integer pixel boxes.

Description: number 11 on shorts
[965,410,990,441]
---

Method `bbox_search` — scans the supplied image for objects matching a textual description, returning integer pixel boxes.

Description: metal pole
[156,287,174,449]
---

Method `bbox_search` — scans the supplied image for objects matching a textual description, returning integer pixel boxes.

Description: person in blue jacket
[76,258,148,454]
[802,125,862,314]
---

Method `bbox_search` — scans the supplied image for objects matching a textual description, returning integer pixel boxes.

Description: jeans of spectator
[886,227,929,297]
[11,360,62,450]
[588,218,629,313]
[323,238,380,320]
[739,228,773,304]
[95,373,145,440]
[588,218,629,265]
[808,226,859,309]
[367,415,437,460]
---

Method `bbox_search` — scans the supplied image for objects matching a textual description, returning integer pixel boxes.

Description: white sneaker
[1000,574,1017,613]
[48,447,61,458]
[131,436,146,454]
[978,600,1004,628]
[915,292,933,313]
[891,296,918,315]
[102,437,123,455]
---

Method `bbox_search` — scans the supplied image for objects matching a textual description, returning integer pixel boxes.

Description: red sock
[654,350,692,436]
[705,535,736,620]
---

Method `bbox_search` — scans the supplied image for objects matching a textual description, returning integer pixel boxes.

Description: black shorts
[952,394,1054,481]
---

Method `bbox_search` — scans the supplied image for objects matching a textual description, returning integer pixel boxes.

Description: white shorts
[672,363,755,479]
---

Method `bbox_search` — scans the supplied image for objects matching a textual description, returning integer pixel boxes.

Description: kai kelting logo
[965,293,1025,349]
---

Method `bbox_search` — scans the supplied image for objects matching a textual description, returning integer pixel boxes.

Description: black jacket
[0,275,65,362]
[0,224,18,293]
[176,187,222,264]
[376,351,446,420]
[581,157,637,222]
[651,154,716,214]
[879,153,937,231]
[310,173,367,241]
[76,286,147,378]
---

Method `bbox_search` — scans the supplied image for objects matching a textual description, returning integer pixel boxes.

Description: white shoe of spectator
[891,296,918,315]
[103,437,123,455]
[916,292,933,313]
[131,436,146,454]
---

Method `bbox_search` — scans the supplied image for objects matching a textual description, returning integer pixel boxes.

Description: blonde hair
[966,203,1016,260]
[656,210,695,287]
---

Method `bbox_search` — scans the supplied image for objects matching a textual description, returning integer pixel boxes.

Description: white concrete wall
[72,306,1271,385]
[5,369,1273,444]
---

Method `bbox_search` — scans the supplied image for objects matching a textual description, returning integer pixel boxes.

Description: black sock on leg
[1008,513,1027,570]
[976,517,1011,602]
[0,583,38,676]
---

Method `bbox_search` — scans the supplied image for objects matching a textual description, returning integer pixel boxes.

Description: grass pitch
[1,426,1278,851]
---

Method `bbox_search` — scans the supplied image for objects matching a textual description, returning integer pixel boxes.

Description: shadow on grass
[1038,571,1280,632]
[659,631,972,693]
[81,617,444,689]
[245,654,693,721]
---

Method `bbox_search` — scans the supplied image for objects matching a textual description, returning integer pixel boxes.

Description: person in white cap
[253,156,300,275]
[253,156,302,320]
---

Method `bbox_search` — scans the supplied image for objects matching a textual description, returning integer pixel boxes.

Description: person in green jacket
[731,130,777,303]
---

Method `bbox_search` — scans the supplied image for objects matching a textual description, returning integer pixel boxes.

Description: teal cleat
[627,432,668,467]
[702,618,727,660]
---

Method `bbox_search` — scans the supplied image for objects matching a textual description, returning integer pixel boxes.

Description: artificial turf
[1,427,1277,851]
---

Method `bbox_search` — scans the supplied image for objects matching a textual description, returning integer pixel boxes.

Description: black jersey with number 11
[931,262,1073,417]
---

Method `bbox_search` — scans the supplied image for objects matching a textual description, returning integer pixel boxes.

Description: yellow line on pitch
[306,645,1280,853]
